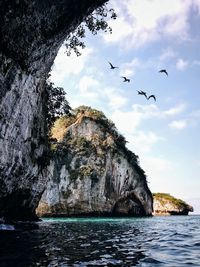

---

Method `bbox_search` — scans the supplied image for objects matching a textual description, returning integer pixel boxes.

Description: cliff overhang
[0,0,107,221]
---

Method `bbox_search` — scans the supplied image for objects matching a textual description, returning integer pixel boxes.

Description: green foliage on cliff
[74,106,129,148]
[50,114,76,142]
[45,81,71,129]
[53,107,134,151]
[74,105,116,130]
[50,105,148,183]
[153,193,190,209]
[65,3,117,56]
[70,136,95,156]
[68,161,101,182]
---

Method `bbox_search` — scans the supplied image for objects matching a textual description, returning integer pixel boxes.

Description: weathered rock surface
[0,0,107,221]
[153,193,193,215]
[37,107,153,217]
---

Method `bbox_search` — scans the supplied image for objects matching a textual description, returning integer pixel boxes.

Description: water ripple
[0,216,200,266]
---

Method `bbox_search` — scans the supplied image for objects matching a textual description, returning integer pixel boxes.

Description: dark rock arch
[0,0,107,221]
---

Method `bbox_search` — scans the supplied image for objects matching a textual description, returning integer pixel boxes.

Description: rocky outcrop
[153,193,193,215]
[0,0,107,221]
[37,107,153,217]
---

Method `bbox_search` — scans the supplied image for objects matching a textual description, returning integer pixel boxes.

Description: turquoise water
[0,215,200,266]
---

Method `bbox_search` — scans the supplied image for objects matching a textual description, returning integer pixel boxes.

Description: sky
[50,0,200,213]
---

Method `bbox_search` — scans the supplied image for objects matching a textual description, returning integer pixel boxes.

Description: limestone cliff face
[153,193,193,215]
[37,108,153,217]
[0,0,107,220]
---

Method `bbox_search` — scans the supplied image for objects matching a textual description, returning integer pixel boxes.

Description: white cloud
[110,106,164,160]
[103,17,133,44]
[159,48,177,62]
[71,79,128,110]
[105,0,193,48]
[162,11,189,38]
[192,60,200,66]
[131,103,160,118]
[142,155,173,175]
[110,102,187,135]
[120,58,141,77]
[127,131,164,154]
[176,58,188,70]
[163,103,186,116]
[187,109,200,127]
[111,109,141,134]
[111,104,160,134]
[104,87,128,110]
[190,109,200,118]
[50,46,93,85]
[193,0,200,14]
[140,155,174,192]
[109,102,189,158]
[109,95,128,109]
[169,119,187,130]
[68,75,100,108]
[79,76,99,99]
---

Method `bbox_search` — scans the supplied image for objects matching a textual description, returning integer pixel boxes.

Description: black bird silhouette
[137,90,147,99]
[159,69,168,76]
[121,76,130,82]
[108,61,118,69]
[148,94,156,101]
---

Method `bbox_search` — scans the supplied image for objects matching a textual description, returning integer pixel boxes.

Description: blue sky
[51,0,200,213]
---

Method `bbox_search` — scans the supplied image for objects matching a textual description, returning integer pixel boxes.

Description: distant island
[153,193,193,215]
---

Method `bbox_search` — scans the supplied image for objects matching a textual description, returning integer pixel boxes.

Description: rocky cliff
[37,107,153,217]
[153,193,193,215]
[0,0,107,221]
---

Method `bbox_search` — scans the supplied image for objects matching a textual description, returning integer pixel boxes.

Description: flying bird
[148,94,156,101]
[137,90,147,99]
[108,61,119,69]
[121,76,130,82]
[159,69,168,76]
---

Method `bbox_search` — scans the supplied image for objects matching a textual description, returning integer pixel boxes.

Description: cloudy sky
[51,0,200,213]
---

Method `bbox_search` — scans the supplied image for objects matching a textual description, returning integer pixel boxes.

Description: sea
[0,215,200,267]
